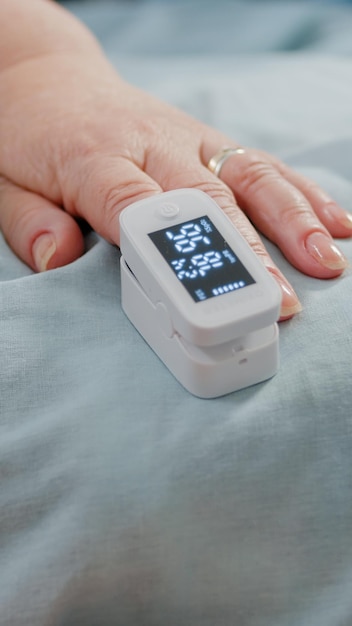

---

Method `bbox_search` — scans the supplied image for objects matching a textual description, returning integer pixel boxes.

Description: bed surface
[1,2,352,625]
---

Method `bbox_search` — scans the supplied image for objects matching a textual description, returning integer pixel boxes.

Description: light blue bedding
[1,2,352,625]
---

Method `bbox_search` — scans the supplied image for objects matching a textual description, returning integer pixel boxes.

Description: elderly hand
[0,1,351,321]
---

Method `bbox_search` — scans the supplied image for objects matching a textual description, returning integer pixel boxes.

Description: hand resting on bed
[0,0,351,320]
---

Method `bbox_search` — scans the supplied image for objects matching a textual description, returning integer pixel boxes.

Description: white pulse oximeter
[119,189,281,398]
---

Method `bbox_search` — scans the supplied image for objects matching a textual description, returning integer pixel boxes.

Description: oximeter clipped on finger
[119,189,281,398]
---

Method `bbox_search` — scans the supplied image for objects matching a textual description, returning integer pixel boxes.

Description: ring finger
[201,140,349,279]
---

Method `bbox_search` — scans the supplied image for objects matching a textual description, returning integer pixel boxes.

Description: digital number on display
[149,216,255,302]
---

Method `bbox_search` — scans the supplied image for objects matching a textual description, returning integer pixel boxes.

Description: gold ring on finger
[207,147,246,178]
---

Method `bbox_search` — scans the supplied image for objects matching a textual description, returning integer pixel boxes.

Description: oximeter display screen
[149,216,255,302]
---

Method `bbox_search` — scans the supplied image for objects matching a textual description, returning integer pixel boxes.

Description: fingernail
[305,231,349,270]
[339,211,352,230]
[32,233,57,272]
[276,275,303,320]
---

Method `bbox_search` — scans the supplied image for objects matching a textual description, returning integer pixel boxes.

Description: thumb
[0,177,84,272]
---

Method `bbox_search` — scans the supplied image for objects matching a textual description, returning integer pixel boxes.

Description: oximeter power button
[157,202,180,219]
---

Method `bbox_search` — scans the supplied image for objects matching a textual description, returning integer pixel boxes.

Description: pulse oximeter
[120,189,281,398]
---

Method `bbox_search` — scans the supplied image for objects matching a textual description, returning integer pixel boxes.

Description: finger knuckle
[280,200,312,226]
[239,159,277,195]
[188,180,235,206]
[99,179,157,226]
